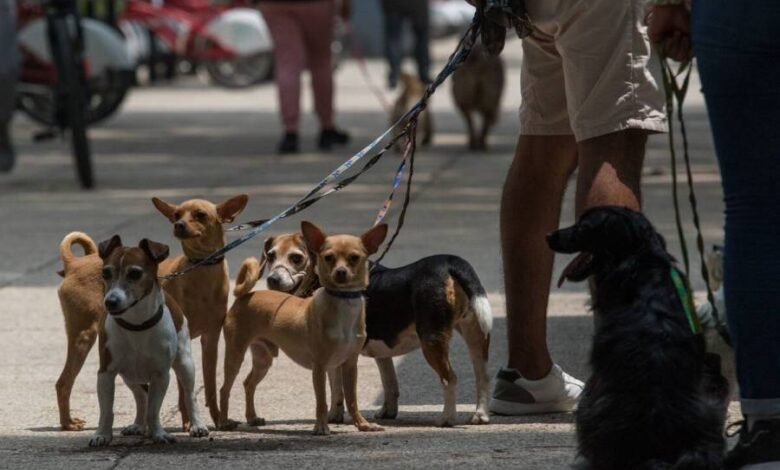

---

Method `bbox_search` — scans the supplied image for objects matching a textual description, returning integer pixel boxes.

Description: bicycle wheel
[50,17,94,189]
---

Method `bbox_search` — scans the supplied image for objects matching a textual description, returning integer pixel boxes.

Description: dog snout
[334,267,348,284]
[174,221,186,236]
[546,227,578,253]
[266,273,281,290]
[104,295,121,313]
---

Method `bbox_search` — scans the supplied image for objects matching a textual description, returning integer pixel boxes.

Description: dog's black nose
[267,274,280,290]
[334,268,348,283]
[174,222,186,235]
[104,297,119,311]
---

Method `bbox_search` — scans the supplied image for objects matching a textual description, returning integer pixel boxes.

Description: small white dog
[89,235,209,446]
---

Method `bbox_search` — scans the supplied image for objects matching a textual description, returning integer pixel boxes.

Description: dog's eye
[323,254,335,264]
[348,254,360,265]
[126,268,144,281]
[101,267,113,280]
[194,211,208,221]
[289,253,304,265]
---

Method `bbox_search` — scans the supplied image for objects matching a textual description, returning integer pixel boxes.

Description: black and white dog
[235,234,493,426]
[547,207,729,470]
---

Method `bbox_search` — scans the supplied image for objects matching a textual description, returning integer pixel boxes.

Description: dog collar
[187,255,225,266]
[113,304,165,332]
[324,288,365,299]
[670,267,701,335]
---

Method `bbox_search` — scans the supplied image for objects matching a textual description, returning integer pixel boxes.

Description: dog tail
[58,232,98,276]
[447,256,493,338]
[233,257,262,297]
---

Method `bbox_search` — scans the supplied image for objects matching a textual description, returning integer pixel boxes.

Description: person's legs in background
[409,0,431,84]
[259,2,306,154]
[381,0,404,89]
[693,1,780,467]
[0,0,17,172]
[300,0,349,151]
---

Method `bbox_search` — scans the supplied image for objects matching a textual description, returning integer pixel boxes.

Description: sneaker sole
[488,397,577,416]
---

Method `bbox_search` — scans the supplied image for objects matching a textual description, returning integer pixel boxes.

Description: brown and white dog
[55,195,248,430]
[220,222,388,435]
[235,232,493,426]
[90,236,209,446]
[451,41,504,150]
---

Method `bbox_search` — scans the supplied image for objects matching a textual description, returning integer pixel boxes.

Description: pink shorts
[519,0,667,142]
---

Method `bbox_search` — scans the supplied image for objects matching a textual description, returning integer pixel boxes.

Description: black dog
[547,206,728,470]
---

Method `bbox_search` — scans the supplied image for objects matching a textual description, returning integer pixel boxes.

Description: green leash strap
[670,267,702,335]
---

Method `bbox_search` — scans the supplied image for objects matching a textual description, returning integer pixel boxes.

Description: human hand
[647,4,692,62]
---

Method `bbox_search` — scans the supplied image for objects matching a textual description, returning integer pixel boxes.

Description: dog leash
[160,17,482,281]
[658,49,731,345]
[345,22,393,114]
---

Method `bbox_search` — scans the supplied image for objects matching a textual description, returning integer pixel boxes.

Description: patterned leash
[160,16,482,281]
[658,51,731,345]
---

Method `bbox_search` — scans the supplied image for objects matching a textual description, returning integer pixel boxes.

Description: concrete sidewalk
[0,38,737,468]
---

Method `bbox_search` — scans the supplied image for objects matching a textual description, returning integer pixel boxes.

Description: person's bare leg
[502,135,577,379]
[575,129,646,215]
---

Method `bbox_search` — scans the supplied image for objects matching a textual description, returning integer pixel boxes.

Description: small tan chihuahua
[220,221,387,435]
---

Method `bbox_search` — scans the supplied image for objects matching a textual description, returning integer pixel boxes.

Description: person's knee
[511,135,578,180]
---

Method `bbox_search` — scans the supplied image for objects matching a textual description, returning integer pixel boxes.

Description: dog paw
[247,417,266,427]
[312,423,330,436]
[121,423,145,436]
[63,417,86,431]
[327,409,344,424]
[88,433,112,447]
[188,424,209,438]
[150,431,176,444]
[435,415,457,427]
[218,419,240,431]
[468,412,490,425]
[374,404,398,420]
[356,423,384,433]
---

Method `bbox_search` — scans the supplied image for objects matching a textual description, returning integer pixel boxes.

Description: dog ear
[98,235,123,260]
[301,221,327,253]
[216,194,249,223]
[139,239,170,263]
[361,224,388,255]
[151,197,178,222]
[259,236,275,274]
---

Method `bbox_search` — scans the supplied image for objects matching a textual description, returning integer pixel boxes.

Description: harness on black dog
[670,267,702,336]
[113,304,165,332]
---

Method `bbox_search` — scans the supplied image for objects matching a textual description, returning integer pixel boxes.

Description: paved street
[0,38,738,468]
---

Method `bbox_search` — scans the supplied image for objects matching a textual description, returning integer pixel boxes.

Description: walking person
[465,0,668,415]
[650,1,780,467]
[258,0,351,154]
[0,0,17,172]
[381,0,431,89]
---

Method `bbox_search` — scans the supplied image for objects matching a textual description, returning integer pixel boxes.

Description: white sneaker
[489,364,584,415]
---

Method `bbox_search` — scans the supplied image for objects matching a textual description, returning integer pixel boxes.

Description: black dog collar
[188,255,225,266]
[324,288,365,299]
[114,304,165,332]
